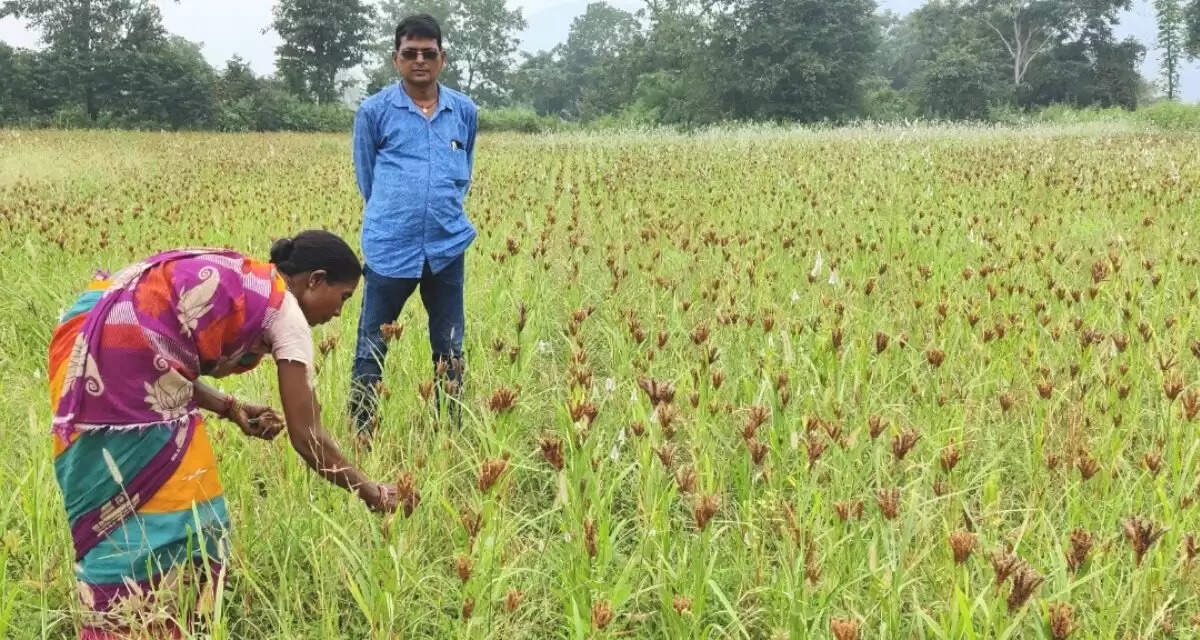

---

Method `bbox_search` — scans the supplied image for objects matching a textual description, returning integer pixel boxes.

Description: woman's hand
[229,401,286,441]
[358,482,399,514]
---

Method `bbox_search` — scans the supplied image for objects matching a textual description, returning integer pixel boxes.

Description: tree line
[2,0,1199,131]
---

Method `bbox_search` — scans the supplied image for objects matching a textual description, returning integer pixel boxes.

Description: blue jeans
[350,255,465,433]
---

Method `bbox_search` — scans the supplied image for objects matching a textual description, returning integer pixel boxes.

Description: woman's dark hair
[395,14,443,50]
[270,230,362,284]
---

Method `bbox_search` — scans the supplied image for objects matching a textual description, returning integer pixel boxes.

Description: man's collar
[391,82,454,114]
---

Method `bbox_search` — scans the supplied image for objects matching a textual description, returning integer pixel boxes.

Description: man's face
[393,35,444,86]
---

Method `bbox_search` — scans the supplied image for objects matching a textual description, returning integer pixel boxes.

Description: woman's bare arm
[276,361,394,511]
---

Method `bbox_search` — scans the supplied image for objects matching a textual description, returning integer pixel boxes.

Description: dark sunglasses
[398,48,441,61]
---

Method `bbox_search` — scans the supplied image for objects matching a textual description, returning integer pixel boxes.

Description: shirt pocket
[434,125,471,184]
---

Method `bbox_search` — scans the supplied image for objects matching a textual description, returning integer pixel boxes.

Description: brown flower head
[460,507,483,541]
[990,550,1023,587]
[591,600,614,630]
[675,465,697,494]
[1065,529,1092,573]
[940,443,961,473]
[488,386,519,413]
[583,518,597,558]
[655,443,676,469]
[891,428,921,461]
[926,347,946,368]
[1048,602,1076,639]
[1076,451,1100,481]
[693,493,720,531]
[949,530,977,564]
[478,456,509,493]
[1123,518,1165,566]
[748,439,769,466]
[505,589,524,614]
[397,472,421,518]
[1184,533,1198,564]
[1007,566,1043,612]
[868,414,886,440]
[672,595,692,615]
[455,554,473,584]
[831,617,860,640]
[539,434,565,471]
[876,488,901,520]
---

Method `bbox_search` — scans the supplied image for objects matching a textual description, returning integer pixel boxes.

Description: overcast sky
[2,0,1196,101]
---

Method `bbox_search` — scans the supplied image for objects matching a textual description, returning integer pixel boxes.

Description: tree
[513,3,642,118]
[913,44,1001,119]
[1,0,171,120]
[629,0,725,124]
[724,0,880,122]
[113,36,218,128]
[971,0,1131,88]
[1155,0,1184,99]
[271,0,374,104]
[451,0,526,105]
[1185,0,1200,57]
[0,43,37,121]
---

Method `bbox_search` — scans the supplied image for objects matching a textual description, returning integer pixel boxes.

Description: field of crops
[1,125,1199,639]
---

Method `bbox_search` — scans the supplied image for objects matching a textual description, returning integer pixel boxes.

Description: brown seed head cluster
[876,488,901,520]
[1065,529,1093,573]
[1123,517,1165,566]
[1048,602,1076,639]
[539,434,565,471]
[693,494,720,531]
[891,428,920,461]
[397,472,421,518]
[638,377,676,406]
[1006,566,1044,612]
[591,600,614,630]
[488,386,519,413]
[455,554,473,584]
[940,443,961,473]
[672,594,692,614]
[830,617,860,640]
[478,456,510,493]
[948,530,977,564]
[505,589,524,614]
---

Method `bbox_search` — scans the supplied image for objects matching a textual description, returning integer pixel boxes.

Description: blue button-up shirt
[353,82,478,278]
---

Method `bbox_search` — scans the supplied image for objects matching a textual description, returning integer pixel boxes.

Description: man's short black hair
[395,14,443,51]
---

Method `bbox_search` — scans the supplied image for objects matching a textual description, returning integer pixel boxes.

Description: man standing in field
[350,14,478,443]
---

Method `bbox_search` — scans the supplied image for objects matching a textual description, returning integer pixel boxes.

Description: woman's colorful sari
[48,250,288,637]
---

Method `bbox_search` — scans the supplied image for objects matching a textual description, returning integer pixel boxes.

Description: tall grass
[1,124,1199,638]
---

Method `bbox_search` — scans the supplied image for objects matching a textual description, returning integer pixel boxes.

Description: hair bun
[269,237,296,264]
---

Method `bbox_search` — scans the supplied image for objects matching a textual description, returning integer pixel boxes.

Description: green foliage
[1186,0,1200,57]
[1154,0,1185,99]
[722,0,880,122]
[914,45,1004,120]
[512,2,643,120]
[271,0,375,105]
[477,106,564,133]
[1135,99,1200,129]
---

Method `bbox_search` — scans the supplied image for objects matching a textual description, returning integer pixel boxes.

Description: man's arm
[352,104,378,203]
